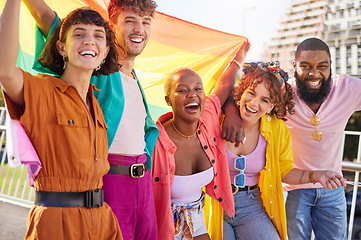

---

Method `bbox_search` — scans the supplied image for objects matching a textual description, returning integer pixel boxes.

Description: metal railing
[343,161,361,240]
[0,107,360,239]
[0,107,34,208]
[342,131,361,240]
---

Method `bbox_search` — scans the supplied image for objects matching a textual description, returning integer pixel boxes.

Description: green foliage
[344,111,361,160]
[0,85,4,107]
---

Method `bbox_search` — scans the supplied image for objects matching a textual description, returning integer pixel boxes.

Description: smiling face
[57,23,109,72]
[165,69,206,123]
[293,50,332,104]
[293,50,331,91]
[238,80,274,125]
[112,9,151,59]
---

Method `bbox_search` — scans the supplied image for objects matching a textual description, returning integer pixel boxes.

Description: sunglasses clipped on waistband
[234,155,246,188]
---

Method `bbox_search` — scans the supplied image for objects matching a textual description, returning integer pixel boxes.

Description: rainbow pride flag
[0,0,246,119]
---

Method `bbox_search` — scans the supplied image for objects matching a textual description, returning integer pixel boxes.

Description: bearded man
[284,38,361,240]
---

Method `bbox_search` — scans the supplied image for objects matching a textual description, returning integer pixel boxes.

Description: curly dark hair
[38,7,123,76]
[234,68,295,121]
[108,0,158,23]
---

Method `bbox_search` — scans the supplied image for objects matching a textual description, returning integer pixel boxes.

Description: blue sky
[155,0,292,61]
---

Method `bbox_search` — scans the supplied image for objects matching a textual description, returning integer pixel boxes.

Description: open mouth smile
[306,79,322,89]
[184,102,200,113]
[129,35,144,44]
[245,104,257,113]
[79,50,97,57]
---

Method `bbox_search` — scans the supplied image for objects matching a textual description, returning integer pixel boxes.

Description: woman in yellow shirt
[221,62,346,240]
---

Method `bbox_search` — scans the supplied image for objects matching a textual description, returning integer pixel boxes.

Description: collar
[157,112,177,153]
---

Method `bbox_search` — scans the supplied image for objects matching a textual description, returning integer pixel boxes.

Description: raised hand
[233,40,251,64]
[212,40,251,106]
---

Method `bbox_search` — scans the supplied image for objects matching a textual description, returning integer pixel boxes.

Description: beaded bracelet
[309,170,316,184]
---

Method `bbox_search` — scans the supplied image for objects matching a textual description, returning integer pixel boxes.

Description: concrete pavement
[0,200,29,240]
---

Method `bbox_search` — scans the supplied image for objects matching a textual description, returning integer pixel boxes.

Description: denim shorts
[172,193,208,239]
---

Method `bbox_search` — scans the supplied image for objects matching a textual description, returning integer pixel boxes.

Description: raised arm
[22,0,56,38]
[0,0,25,106]
[212,40,250,106]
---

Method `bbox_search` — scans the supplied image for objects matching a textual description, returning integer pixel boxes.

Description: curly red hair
[234,68,295,120]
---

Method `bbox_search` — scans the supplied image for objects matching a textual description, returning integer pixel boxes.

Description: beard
[295,71,332,105]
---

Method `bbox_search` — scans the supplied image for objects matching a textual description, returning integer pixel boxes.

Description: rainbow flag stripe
[1,0,246,118]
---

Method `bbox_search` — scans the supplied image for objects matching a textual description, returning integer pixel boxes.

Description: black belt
[231,184,258,195]
[108,162,148,178]
[35,189,104,208]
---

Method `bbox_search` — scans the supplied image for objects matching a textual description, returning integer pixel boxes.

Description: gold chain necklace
[171,120,197,139]
[76,88,88,93]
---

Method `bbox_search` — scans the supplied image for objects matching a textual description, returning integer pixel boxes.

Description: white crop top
[108,71,146,155]
[171,167,214,203]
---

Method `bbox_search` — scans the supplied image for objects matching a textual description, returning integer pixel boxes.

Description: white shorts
[172,193,208,239]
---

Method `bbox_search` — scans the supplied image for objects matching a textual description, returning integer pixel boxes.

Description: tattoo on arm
[299,170,305,184]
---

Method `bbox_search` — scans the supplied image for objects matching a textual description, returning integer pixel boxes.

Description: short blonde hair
[164,67,198,97]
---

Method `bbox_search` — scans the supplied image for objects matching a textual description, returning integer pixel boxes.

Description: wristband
[231,59,242,69]
[309,170,316,184]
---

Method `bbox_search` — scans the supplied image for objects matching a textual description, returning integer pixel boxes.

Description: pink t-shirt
[284,75,361,190]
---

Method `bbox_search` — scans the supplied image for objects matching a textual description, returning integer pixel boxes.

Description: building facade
[324,0,361,77]
[265,0,361,78]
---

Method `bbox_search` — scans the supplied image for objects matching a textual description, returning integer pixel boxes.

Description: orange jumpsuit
[5,71,122,240]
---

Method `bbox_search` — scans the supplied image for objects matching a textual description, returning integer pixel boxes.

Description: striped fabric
[2,0,246,119]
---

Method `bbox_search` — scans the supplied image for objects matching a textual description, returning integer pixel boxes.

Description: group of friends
[0,0,360,239]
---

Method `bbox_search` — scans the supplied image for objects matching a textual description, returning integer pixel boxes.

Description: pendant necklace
[171,120,197,139]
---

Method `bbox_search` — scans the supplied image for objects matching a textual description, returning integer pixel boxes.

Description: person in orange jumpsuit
[0,1,124,239]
